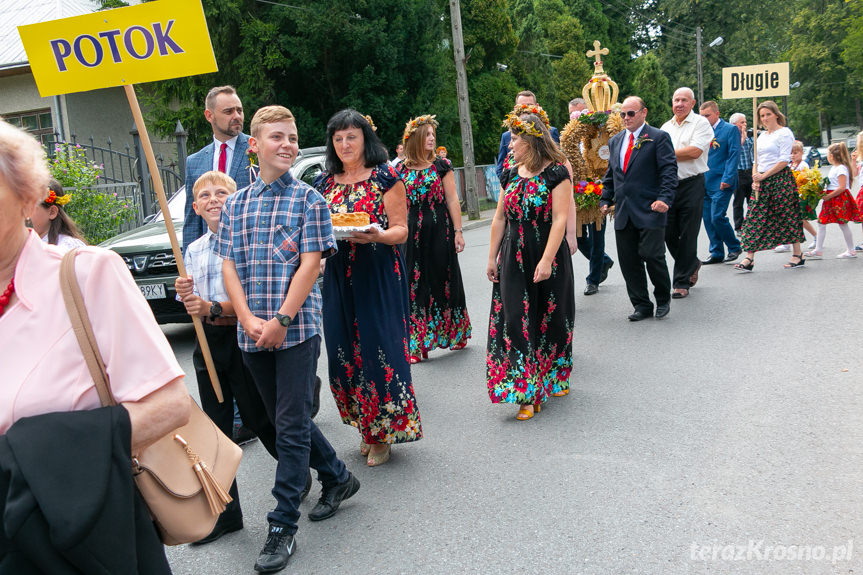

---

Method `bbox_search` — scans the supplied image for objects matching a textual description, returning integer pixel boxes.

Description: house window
[3,109,54,146]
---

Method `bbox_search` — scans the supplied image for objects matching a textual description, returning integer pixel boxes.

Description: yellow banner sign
[18,0,217,97]
[722,62,790,99]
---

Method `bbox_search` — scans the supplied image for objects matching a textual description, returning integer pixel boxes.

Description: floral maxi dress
[487,163,575,406]
[398,158,471,356]
[315,164,422,444]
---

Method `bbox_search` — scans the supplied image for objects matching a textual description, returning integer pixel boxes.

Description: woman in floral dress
[486,112,575,421]
[315,109,422,466]
[397,115,471,363]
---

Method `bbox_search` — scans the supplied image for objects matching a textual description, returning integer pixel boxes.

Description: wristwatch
[209,301,223,319]
[274,312,293,327]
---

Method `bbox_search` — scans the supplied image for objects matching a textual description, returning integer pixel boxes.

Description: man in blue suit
[495,90,560,178]
[600,96,678,322]
[183,85,252,250]
[699,101,742,264]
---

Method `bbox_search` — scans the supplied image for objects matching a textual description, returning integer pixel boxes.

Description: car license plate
[140,284,166,300]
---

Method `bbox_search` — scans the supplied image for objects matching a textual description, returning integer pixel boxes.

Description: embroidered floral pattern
[487,164,575,406]
[398,161,472,356]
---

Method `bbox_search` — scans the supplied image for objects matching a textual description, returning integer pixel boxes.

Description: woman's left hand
[455,231,465,253]
[752,172,764,183]
[533,259,552,283]
[347,227,381,244]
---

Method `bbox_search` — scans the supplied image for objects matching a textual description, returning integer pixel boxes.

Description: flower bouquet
[794,167,826,221]
[574,179,605,235]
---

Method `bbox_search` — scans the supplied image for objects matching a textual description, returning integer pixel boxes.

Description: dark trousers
[194,323,278,519]
[576,221,614,285]
[242,335,348,533]
[733,169,753,231]
[615,221,671,312]
[665,173,705,289]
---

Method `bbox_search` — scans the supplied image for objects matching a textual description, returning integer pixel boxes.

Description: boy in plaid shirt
[216,106,359,574]
[175,171,278,545]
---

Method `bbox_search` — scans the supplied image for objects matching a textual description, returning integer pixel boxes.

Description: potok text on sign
[722,62,790,100]
[51,22,184,72]
[18,0,217,98]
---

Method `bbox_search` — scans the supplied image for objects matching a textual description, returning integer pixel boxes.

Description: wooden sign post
[722,62,791,200]
[19,0,227,402]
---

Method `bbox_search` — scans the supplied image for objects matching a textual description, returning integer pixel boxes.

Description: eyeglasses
[619,110,641,118]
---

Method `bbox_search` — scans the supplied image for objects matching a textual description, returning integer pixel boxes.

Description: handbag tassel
[175,434,233,515]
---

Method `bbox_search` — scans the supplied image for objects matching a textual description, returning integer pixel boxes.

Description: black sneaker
[254,523,296,573]
[308,472,360,521]
[233,425,258,447]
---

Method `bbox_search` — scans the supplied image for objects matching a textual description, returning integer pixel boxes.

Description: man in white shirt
[660,87,714,299]
[182,85,252,250]
[389,143,405,167]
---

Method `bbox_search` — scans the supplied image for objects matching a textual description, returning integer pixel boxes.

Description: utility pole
[449,0,480,220]
[696,26,704,104]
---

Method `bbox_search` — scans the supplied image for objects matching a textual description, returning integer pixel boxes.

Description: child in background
[28,178,86,252]
[777,141,816,253]
[805,142,861,259]
[174,170,278,545]
[853,131,863,251]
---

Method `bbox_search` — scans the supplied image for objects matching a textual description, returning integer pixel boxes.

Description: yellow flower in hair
[511,104,550,129]
[403,114,438,141]
[502,112,544,138]
[54,193,71,206]
[363,114,377,132]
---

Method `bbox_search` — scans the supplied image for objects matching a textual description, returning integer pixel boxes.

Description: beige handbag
[60,250,242,546]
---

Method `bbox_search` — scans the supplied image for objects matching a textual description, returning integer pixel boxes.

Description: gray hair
[673,87,695,100]
[569,98,586,107]
[205,85,238,111]
[0,119,50,209]
[729,112,746,124]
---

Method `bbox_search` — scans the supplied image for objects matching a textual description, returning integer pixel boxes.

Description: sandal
[733,257,754,273]
[360,439,371,457]
[515,403,542,421]
[803,250,822,259]
[552,389,569,397]
[784,254,805,269]
[367,444,391,467]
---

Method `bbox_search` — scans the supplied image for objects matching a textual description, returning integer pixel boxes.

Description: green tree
[630,52,671,127]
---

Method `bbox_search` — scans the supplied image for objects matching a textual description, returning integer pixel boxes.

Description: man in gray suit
[182,85,251,250]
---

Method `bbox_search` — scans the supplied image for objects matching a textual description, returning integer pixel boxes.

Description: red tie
[622,132,634,173]
[218,142,228,173]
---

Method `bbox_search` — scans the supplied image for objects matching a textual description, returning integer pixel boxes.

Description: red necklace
[0,277,14,317]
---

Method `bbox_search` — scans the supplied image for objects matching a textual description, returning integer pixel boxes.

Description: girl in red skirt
[806,142,860,259]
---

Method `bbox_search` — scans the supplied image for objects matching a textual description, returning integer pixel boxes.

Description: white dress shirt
[211,135,239,173]
[661,110,713,179]
[756,127,793,174]
[619,123,647,171]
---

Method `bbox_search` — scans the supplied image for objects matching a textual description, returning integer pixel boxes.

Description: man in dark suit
[182,85,252,250]
[495,90,560,178]
[600,96,678,321]
[699,101,742,264]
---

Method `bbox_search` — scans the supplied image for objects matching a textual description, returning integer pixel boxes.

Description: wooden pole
[123,84,224,403]
[752,97,759,202]
[449,0,480,220]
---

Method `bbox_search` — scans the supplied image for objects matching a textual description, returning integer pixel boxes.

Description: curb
[462,209,496,232]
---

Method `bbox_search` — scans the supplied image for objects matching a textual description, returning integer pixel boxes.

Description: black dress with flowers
[314,164,422,445]
[487,163,575,406]
[397,159,471,356]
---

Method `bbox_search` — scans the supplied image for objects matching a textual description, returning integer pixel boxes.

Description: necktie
[218,142,228,173]
[622,132,634,173]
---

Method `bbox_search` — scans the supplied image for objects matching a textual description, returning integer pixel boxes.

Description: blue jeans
[242,335,348,533]
[576,221,613,285]
[702,187,741,258]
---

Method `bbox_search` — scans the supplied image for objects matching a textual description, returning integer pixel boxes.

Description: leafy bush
[48,143,136,244]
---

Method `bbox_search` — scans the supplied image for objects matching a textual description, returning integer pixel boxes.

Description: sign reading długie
[18,0,217,97]
[722,62,790,100]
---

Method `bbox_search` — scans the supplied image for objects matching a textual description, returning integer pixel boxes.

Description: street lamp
[696,29,724,103]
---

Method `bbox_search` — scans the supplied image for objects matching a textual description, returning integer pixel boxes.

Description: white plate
[333,223,383,239]
[139,284,166,300]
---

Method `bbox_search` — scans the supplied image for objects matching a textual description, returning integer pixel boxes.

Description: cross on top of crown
[586,40,609,67]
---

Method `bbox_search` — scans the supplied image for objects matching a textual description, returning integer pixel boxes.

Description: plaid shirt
[738,136,754,170]
[180,230,229,305]
[214,171,337,352]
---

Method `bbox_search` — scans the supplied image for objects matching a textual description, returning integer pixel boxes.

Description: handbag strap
[60,250,116,407]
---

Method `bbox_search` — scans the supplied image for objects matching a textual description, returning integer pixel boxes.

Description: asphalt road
[163,219,863,575]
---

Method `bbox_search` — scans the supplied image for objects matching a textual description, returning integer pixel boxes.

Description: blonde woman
[486,113,575,421]
[396,115,471,363]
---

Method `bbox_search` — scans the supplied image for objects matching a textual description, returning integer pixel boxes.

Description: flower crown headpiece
[502,112,544,138]
[44,189,71,206]
[511,104,550,128]
[363,115,377,132]
[403,114,438,141]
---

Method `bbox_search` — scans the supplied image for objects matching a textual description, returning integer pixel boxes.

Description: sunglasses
[619,110,642,118]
